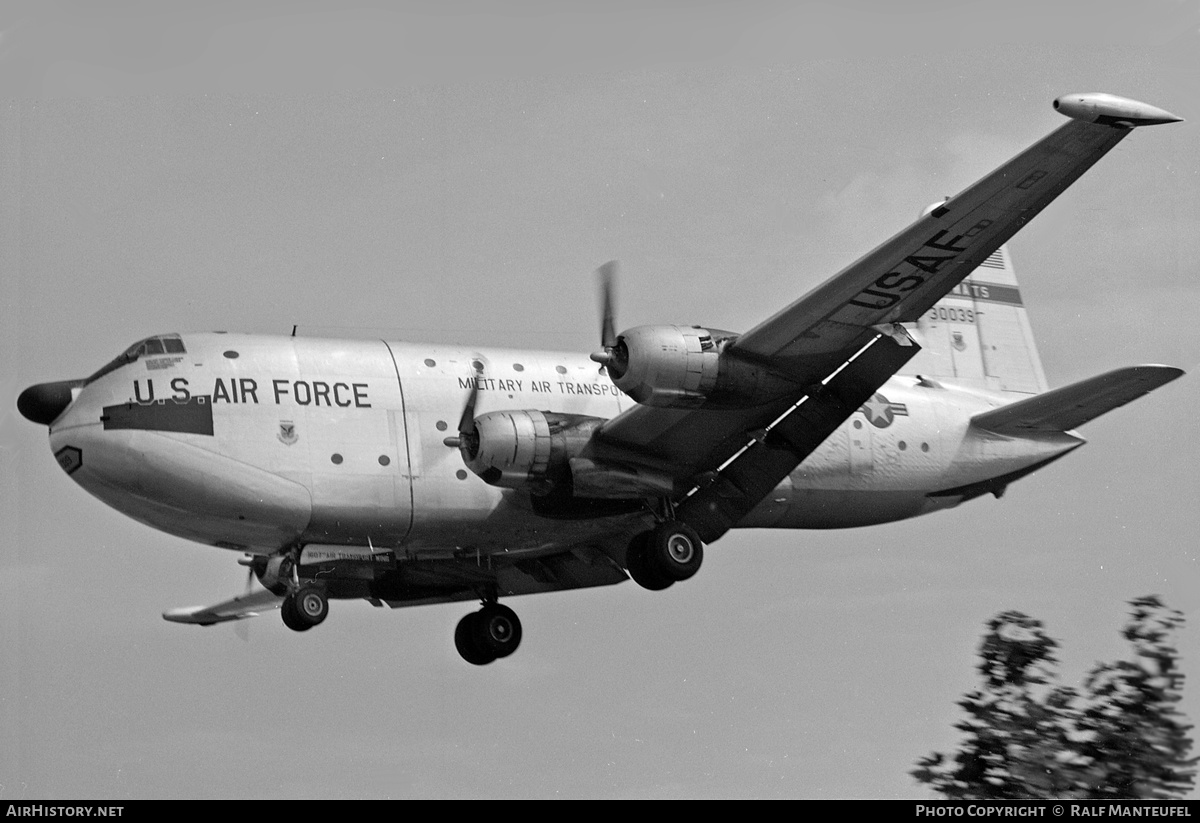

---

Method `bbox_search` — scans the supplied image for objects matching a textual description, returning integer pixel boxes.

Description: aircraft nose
[17,380,85,425]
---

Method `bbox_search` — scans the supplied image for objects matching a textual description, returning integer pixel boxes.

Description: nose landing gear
[281,585,328,632]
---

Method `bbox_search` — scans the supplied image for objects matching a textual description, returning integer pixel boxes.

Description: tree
[912,611,1083,798]
[913,597,1196,799]
[1073,596,1197,798]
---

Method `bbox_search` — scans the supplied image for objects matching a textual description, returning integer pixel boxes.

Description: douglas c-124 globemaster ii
[18,93,1185,665]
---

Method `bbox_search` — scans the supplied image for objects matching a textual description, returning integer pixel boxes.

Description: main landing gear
[625,520,704,591]
[281,584,328,632]
[454,601,523,665]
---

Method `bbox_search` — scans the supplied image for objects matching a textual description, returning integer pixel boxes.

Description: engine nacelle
[608,325,719,407]
[607,325,795,408]
[455,408,693,500]
[463,410,604,493]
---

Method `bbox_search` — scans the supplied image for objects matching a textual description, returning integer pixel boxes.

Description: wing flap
[376,544,632,609]
[679,332,919,543]
[163,587,283,626]
[592,395,802,477]
[970,365,1183,435]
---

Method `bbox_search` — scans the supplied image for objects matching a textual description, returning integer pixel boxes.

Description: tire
[293,586,329,627]
[280,594,311,632]
[625,531,673,591]
[646,521,704,582]
[454,612,497,666]
[472,603,522,659]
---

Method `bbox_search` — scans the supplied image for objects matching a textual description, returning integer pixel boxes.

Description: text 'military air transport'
[18,92,1184,665]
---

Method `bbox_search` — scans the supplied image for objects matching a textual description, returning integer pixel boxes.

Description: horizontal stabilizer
[970,365,1183,435]
[163,587,283,626]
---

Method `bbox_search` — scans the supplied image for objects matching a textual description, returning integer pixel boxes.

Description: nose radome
[17,380,85,425]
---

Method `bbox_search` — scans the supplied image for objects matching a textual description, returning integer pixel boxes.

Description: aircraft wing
[163,587,283,626]
[592,95,1177,542]
[374,541,633,609]
[970,365,1184,435]
[164,542,633,622]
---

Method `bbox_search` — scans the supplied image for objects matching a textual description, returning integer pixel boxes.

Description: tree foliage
[913,596,1196,799]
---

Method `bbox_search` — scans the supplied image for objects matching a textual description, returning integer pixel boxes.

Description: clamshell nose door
[17,380,85,426]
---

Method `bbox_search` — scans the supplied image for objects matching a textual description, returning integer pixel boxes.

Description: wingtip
[1053,93,1183,127]
[162,607,216,625]
[1132,363,1186,381]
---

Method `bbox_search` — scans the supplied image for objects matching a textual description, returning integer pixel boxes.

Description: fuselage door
[848,417,873,475]
[292,339,413,546]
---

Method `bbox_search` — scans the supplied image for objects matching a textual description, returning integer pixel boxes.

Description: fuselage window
[85,334,187,385]
[137,334,185,358]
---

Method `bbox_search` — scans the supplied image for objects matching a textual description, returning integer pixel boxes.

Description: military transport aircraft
[17,92,1185,665]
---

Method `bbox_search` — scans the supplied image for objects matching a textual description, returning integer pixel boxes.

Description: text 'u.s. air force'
[131,378,371,407]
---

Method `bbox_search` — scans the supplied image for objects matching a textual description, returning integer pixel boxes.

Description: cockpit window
[86,334,187,384]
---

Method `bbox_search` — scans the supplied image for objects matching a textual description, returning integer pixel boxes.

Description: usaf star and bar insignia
[858,393,909,429]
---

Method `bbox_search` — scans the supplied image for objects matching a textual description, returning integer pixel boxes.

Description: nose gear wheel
[281,585,328,632]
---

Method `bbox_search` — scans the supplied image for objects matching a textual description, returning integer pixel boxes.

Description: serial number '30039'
[927,306,977,323]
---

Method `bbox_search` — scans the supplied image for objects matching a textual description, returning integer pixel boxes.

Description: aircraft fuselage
[44,332,1081,559]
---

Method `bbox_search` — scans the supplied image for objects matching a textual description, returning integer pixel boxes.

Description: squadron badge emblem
[278,421,299,446]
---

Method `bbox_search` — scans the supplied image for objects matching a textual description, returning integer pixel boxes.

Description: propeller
[590,260,627,376]
[598,259,618,352]
[234,556,258,643]
[443,366,481,461]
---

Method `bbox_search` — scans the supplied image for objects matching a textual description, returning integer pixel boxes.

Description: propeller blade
[597,260,618,350]
[444,364,482,456]
[235,557,256,643]
[457,374,479,437]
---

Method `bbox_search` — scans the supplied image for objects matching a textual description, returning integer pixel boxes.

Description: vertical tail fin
[905,243,1049,395]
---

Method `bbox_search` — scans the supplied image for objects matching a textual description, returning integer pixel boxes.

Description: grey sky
[2,1,1197,799]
